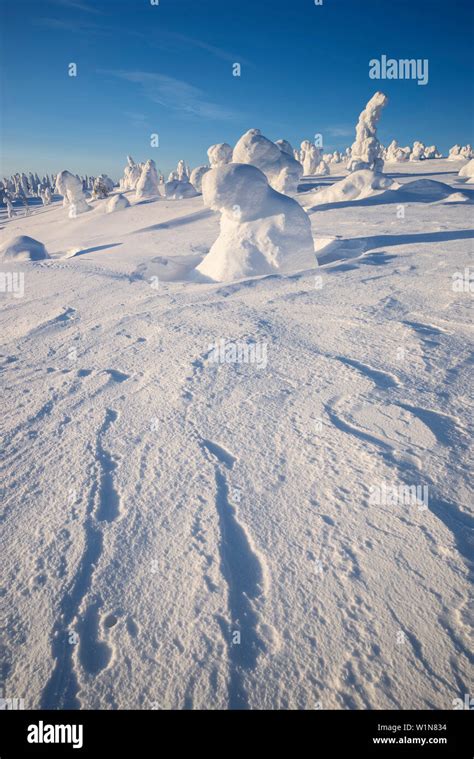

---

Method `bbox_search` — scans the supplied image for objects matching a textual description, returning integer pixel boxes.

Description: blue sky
[1,0,473,179]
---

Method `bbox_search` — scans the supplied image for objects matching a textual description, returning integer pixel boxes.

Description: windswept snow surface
[0,160,472,710]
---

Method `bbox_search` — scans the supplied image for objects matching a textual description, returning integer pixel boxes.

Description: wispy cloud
[33,16,145,38]
[326,126,354,138]
[102,70,239,121]
[47,0,104,14]
[162,31,253,68]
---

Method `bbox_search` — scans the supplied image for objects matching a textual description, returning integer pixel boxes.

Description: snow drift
[458,159,474,180]
[305,170,393,206]
[106,194,131,213]
[0,235,50,262]
[196,163,315,282]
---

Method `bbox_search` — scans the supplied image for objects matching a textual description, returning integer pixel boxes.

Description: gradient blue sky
[1,0,473,179]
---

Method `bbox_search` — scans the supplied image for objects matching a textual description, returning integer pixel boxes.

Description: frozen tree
[332,151,342,164]
[423,145,441,159]
[448,145,463,161]
[177,160,189,181]
[460,144,474,159]
[164,160,198,197]
[92,176,109,199]
[4,194,16,219]
[300,140,321,175]
[120,156,144,190]
[55,170,91,216]
[15,189,30,216]
[190,165,211,193]
[385,140,410,162]
[410,141,426,161]
[316,160,330,176]
[233,128,303,194]
[348,91,388,172]
[135,159,160,200]
[196,163,315,282]
[20,173,29,197]
[207,143,233,168]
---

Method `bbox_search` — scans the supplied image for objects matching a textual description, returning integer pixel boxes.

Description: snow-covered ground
[1,160,472,710]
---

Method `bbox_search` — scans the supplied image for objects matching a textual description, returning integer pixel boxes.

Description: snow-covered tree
[207,143,233,168]
[196,163,315,282]
[55,170,91,216]
[135,159,160,199]
[299,140,321,175]
[190,165,211,193]
[232,128,303,194]
[120,156,144,190]
[348,91,388,172]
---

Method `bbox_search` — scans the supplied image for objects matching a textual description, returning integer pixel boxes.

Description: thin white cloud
[48,0,104,14]
[102,70,239,121]
[326,126,354,138]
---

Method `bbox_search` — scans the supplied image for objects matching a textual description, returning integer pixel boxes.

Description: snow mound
[398,179,457,199]
[0,235,50,262]
[106,194,131,213]
[458,159,474,178]
[306,170,393,206]
[164,180,199,199]
[232,128,303,193]
[441,192,470,203]
[196,163,315,282]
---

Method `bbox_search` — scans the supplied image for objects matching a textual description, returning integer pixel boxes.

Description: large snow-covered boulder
[55,170,91,216]
[0,235,50,262]
[305,170,393,206]
[207,143,233,168]
[232,128,303,194]
[196,163,315,282]
[190,165,211,193]
[106,193,131,213]
[135,159,160,199]
[348,92,388,172]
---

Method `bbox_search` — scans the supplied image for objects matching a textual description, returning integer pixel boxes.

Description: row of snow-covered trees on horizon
[3,90,473,221]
